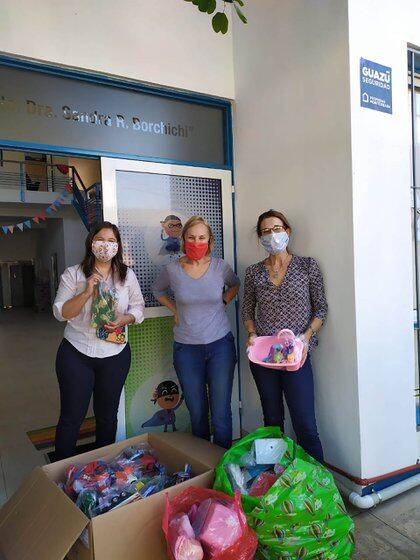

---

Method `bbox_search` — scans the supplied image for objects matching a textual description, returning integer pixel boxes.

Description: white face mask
[92,240,119,262]
[260,232,289,254]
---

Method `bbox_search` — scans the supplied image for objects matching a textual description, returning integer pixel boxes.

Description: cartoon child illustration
[141,380,184,432]
[159,215,183,255]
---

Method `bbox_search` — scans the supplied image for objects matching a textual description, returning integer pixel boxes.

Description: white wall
[0,0,234,99]
[348,0,420,476]
[232,1,360,475]
[0,228,40,261]
[234,0,420,479]
[61,207,87,269]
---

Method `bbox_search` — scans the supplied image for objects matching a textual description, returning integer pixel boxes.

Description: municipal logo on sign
[360,58,392,114]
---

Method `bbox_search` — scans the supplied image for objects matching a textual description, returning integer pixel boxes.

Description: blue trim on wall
[0,54,233,169]
[360,467,420,496]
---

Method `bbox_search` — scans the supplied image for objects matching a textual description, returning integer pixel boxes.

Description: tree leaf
[212,12,223,33]
[212,12,229,34]
[207,0,216,15]
[198,0,209,12]
[234,3,247,23]
[192,0,199,5]
[234,0,244,6]
[219,12,229,33]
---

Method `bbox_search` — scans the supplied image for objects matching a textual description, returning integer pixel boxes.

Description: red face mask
[184,241,209,261]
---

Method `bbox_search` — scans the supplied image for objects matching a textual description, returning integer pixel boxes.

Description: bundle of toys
[224,438,287,497]
[163,487,258,560]
[91,280,127,344]
[59,443,192,518]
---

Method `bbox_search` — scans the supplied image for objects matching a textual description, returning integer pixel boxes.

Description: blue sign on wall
[360,58,392,114]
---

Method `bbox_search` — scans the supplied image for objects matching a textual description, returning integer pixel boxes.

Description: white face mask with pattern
[92,240,119,263]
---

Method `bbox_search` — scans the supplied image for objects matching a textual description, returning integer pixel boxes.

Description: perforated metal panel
[116,171,223,307]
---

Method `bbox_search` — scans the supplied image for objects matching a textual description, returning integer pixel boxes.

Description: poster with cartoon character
[141,380,184,432]
[159,215,183,258]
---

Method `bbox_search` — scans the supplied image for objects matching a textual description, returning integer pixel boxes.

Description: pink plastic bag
[163,487,258,560]
[169,513,203,560]
[199,501,242,555]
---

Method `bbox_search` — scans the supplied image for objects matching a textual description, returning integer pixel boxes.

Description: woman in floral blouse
[242,209,328,462]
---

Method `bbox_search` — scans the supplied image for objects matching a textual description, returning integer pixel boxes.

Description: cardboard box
[0,432,224,560]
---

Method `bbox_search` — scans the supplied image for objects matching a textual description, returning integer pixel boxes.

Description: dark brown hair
[81,221,127,282]
[256,209,292,237]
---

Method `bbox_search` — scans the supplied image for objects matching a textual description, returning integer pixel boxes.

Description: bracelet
[247,331,257,338]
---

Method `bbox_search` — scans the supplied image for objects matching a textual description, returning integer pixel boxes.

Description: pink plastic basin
[247,329,304,372]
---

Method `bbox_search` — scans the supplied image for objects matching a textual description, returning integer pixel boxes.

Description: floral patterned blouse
[241,255,328,351]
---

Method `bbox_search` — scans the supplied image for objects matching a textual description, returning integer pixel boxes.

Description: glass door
[100,158,240,440]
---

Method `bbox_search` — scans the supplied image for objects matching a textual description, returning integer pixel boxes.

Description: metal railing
[0,157,102,230]
[0,158,72,196]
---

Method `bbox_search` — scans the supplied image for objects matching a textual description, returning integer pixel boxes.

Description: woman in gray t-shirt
[153,216,240,448]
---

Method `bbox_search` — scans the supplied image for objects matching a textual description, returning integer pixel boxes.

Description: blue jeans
[173,332,237,449]
[250,358,324,463]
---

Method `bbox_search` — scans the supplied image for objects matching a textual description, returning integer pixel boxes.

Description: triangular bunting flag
[65,182,73,193]
[39,213,46,221]
[54,199,62,207]
[17,223,24,231]
[8,225,14,233]
[33,216,40,224]
[46,207,53,215]
[51,204,58,212]
[2,226,8,234]
[24,220,32,229]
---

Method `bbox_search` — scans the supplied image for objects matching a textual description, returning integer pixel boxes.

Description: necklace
[266,255,291,279]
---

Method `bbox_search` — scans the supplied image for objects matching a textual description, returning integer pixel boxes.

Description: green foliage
[184,0,247,34]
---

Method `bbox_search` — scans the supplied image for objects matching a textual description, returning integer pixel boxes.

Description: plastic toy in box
[60,443,193,518]
[64,460,113,498]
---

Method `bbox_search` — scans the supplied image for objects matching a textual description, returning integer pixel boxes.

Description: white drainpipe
[335,472,420,509]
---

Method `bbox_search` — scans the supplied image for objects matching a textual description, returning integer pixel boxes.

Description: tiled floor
[0,307,65,503]
[344,486,420,559]
[1,309,420,558]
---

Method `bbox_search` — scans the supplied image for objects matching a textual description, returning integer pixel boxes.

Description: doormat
[27,417,96,450]
[46,441,97,464]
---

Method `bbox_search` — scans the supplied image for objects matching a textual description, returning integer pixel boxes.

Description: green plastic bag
[213,428,355,560]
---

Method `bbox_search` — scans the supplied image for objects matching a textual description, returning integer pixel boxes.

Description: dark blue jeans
[250,358,324,463]
[173,332,237,449]
[55,339,131,460]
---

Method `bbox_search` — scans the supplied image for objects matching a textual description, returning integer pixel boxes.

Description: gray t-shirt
[152,258,240,344]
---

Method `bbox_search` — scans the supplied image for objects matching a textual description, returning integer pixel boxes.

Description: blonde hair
[181,216,214,255]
